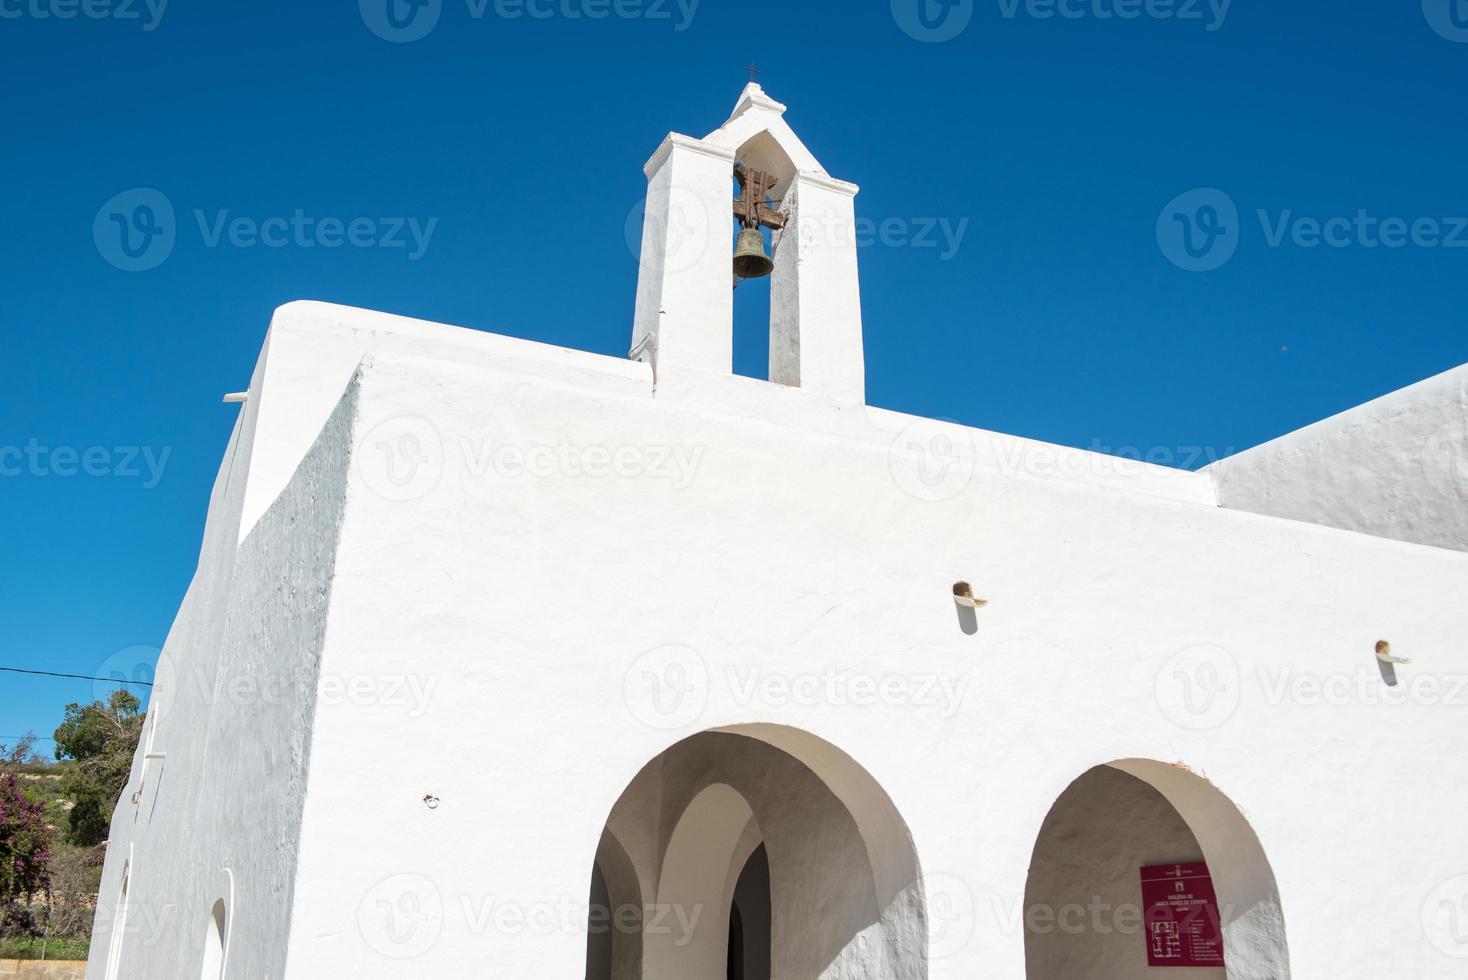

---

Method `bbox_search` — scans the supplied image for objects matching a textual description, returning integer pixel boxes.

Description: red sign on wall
[1140,863,1225,968]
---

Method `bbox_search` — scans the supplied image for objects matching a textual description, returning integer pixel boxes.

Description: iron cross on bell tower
[732,162,785,281]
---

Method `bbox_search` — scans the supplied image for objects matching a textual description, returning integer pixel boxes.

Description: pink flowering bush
[0,772,53,920]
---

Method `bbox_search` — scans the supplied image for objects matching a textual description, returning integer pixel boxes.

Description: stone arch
[1024,760,1289,980]
[586,828,644,980]
[589,725,927,980]
[648,784,759,979]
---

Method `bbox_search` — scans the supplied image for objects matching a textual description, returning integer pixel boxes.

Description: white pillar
[769,172,866,403]
[630,133,736,378]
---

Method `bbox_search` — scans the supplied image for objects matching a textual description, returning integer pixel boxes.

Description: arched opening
[199,899,226,979]
[585,828,644,980]
[727,844,770,980]
[731,131,795,383]
[654,782,759,977]
[587,725,927,980]
[1024,761,1290,979]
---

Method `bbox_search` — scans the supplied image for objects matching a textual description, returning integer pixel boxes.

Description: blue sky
[2,0,1466,745]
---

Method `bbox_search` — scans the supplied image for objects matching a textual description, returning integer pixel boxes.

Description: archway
[587,726,927,980]
[585,828,644,980]
[1024,761,1289,980]
[731,130,796,383]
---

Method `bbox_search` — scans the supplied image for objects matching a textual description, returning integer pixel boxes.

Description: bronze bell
[733,226,774,280]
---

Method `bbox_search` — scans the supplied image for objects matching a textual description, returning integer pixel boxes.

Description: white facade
[88,86,1468,980]
[1208,362,1468,553]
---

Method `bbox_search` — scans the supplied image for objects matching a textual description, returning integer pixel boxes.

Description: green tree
[52,691,145,847]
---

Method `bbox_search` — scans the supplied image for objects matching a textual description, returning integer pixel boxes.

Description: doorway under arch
[1023,760,1290,980]
[585,725,927,980]
[727,844,770,980]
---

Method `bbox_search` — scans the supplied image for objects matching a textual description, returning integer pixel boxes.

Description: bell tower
[630,83,866,404]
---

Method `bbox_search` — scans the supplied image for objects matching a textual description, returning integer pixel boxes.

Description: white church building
[88,85,1468,979]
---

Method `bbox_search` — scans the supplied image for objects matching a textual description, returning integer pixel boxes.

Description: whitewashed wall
[272,305,1464,978]
[85,361,353,980]
[90,301,1468,979]
[1209,364,1468,553]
